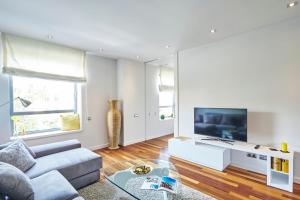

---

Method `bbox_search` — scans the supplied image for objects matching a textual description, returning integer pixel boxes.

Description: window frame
[9,76,78,134]
[158,91,175,120]
[159,105,175,120]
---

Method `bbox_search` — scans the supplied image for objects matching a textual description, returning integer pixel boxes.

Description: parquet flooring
[95,134,300,200]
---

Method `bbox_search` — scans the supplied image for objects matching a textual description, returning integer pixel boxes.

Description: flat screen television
[194,108,247,142]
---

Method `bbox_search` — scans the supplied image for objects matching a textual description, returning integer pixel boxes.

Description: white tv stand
[168,135,294,192]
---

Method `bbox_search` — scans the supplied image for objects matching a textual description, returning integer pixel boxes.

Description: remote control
[269,148,278,151]
[254,145,260,149]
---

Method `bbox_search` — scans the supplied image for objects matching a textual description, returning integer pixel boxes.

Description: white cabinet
[168,138,231,171]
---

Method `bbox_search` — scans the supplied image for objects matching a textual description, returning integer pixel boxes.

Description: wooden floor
[95,134,300,200]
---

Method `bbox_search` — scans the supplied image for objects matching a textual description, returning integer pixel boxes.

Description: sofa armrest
[30,139,81,158]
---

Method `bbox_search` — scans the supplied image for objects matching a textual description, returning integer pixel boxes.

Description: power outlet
[247,153,257,158]
[259,155,267,161]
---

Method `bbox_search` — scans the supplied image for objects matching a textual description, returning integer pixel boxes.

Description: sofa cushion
[32,170,78,200]
[0,140,36,172]
[0,139,36,158]
[31,139,81,158]
[26,148,102,181]
[0,162,34,200]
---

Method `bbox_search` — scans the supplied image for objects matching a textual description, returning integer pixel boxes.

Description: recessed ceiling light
[287,1,298,7]
[210,29,216,34]
[47,35,53,39]
[165,45,171,49]
[136,56,140,59]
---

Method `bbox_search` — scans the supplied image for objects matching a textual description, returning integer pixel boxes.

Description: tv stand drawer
[168,138,231,171]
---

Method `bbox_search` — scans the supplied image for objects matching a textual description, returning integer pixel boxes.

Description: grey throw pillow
[0,162,34,200]
[0,139,36,158]
[0,141,36,172]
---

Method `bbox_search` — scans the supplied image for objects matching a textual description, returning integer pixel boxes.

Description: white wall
[145,64,174,140]
[0,54,117,149]
[178,17,300,182]
[117,59,146,146]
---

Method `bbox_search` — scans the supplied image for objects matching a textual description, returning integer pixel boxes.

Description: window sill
[159,117,174,121]
[10,129,82,141]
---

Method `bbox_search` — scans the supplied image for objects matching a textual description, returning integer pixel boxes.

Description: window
[10,76,78,135]
[158,66,175,120]
[159,90,175,120]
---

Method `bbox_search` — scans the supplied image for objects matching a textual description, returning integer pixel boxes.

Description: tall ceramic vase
[107,100,121,149]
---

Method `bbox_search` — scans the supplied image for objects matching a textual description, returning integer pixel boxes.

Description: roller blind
[159,66,174,92]
[1,33,86,82]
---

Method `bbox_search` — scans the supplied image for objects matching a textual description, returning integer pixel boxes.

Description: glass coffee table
[103,159,182,200]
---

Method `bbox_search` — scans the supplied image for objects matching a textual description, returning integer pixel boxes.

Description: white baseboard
[123,138,145,146]
[294,176,300,184]
[89,143,109,151]
[122,133,172,146]
[146,132,173,140]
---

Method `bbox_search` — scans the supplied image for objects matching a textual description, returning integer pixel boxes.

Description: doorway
[145,54,178,140]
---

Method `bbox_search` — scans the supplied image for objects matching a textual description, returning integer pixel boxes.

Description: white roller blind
[1,33,86,82]
[159,66,174,92]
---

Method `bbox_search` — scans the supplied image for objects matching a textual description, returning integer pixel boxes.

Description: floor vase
[107,100,121,149]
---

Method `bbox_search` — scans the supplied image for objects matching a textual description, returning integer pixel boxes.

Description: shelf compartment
[270,171,289,186]
[270,169,289,175]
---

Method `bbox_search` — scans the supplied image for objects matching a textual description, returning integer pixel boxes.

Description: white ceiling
[0,0,300,61]
[146,55,177,69]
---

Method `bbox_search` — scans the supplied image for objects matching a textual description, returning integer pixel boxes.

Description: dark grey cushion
[0,141,36,172]
[0,162,34,200]
[32,170,78,200]
[30,139,81,158]
[26,148,102,181]
[0,139,36,158]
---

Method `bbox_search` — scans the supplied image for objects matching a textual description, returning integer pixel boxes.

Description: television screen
[194,108,247,142]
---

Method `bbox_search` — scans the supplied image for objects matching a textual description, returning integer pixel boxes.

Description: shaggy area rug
[79,178,215,200]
